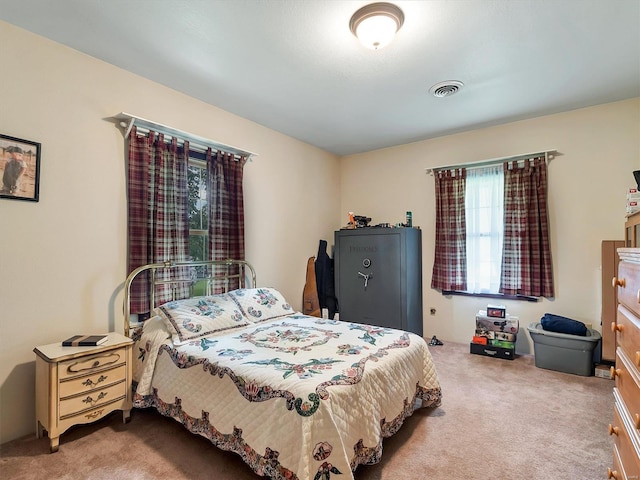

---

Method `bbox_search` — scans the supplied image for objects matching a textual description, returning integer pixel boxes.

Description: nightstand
[33,332,133,452]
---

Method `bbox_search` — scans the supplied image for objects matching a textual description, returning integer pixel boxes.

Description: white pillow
[157,293,250,345]
[228,287,294,323]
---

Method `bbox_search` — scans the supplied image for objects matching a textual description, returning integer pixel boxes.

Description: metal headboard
[123,259,256,337]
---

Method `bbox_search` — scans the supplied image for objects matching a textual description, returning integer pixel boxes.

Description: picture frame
[0,134,41,202]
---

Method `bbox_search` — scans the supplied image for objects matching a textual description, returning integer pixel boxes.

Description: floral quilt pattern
[133,314,441,480]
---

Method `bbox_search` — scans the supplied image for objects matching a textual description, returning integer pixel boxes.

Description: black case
[469,342,515,360]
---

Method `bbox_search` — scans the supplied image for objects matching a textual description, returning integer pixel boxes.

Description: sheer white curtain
[465,165,504,293]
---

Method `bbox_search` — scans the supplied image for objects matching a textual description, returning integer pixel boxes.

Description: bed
[124,260,441,480]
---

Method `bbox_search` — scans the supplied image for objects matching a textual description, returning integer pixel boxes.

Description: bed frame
[123,259,256,337]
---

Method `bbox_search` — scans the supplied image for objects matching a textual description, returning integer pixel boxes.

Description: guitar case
[302,256,321,317]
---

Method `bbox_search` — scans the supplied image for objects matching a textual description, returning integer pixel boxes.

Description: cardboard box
[489,339,515,349]
[476,311,519,335]
[486,304,506,318]
[595,364,613,379]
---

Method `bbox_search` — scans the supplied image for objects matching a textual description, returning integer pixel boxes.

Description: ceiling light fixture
[349,2,404,50]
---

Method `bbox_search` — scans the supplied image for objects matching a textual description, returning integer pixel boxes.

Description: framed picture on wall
[0,134,41,202]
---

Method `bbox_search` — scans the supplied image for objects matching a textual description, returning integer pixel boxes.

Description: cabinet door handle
[607,467,618,479]
[612,277,625,288]
[358,271,373,288]
[610,367,622,379]
[608,424,619,436]
[611,323,623,333]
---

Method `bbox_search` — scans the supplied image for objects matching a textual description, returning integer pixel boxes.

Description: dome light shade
[349,2,404,50]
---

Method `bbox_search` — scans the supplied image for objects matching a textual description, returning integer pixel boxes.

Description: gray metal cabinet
[334,228,423,336]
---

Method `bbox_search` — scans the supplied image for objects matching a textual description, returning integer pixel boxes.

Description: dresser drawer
[611,444,625,480]
[58,348,126,380]
[59,379,126,418]
[612,389,640,479]
[616,349,640,433]
[618,260,640,318]
[617,305,640,365]
[59,364,126,398]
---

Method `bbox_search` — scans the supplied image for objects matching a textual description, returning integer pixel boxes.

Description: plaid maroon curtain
[500,157,554,297]
[206,149,246,292]
[127,127,190,313]
[431,168,467,291]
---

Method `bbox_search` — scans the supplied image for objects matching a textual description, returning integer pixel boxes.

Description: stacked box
[486,304,506,318]
[470,310,519,360]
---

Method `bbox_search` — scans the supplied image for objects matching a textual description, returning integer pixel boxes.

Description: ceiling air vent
[429,80,464,98]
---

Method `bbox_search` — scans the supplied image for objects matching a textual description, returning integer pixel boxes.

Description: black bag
[540,313,587,336]
[315,240,338,319]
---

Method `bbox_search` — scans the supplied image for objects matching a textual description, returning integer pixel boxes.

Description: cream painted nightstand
[33,332,133,452]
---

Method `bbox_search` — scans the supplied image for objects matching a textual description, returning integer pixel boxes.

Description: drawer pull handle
[608,424,619,436]
[611,323,623,333]
[82,375,107,387]
[82,391,107,406]
[636,352,640,367]
[635,413,640,430]
[67,353,120,374]
[607,468,619,479]
[612,277,626,288]
[85,409,104,420]
[610,367,621,379]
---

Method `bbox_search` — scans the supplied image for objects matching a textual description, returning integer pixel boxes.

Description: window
[187,159,209,296]
[465,166,503,294]
[188,159,208,262]
[126,125,248,313]
[431,156,553,299]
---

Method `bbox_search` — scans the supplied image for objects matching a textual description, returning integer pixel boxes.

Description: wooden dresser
[34,332,133,452]
[610,248,640,478]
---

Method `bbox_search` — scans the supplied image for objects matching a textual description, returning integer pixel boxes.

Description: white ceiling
[1,0,639,156]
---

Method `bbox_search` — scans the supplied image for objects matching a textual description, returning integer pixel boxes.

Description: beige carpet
[0,341,614,479]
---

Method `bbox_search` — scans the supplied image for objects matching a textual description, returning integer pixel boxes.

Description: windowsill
[441,290,539,302]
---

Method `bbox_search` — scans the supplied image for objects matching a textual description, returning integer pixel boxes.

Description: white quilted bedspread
[133,314,441,480]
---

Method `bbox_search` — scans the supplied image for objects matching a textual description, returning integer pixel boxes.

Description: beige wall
[340,98,640,352]
[0,22,340,444]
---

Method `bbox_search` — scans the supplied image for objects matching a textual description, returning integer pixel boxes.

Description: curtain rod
[424,149,558,176]
[114,112,258,160]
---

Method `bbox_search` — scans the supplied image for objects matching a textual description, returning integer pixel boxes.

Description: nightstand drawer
[59,380,126,418]
[59,364,126,397]
[61,403,114,426]
[58,348,126,380]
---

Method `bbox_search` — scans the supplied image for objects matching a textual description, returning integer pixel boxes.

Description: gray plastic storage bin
[527,322,601,376]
